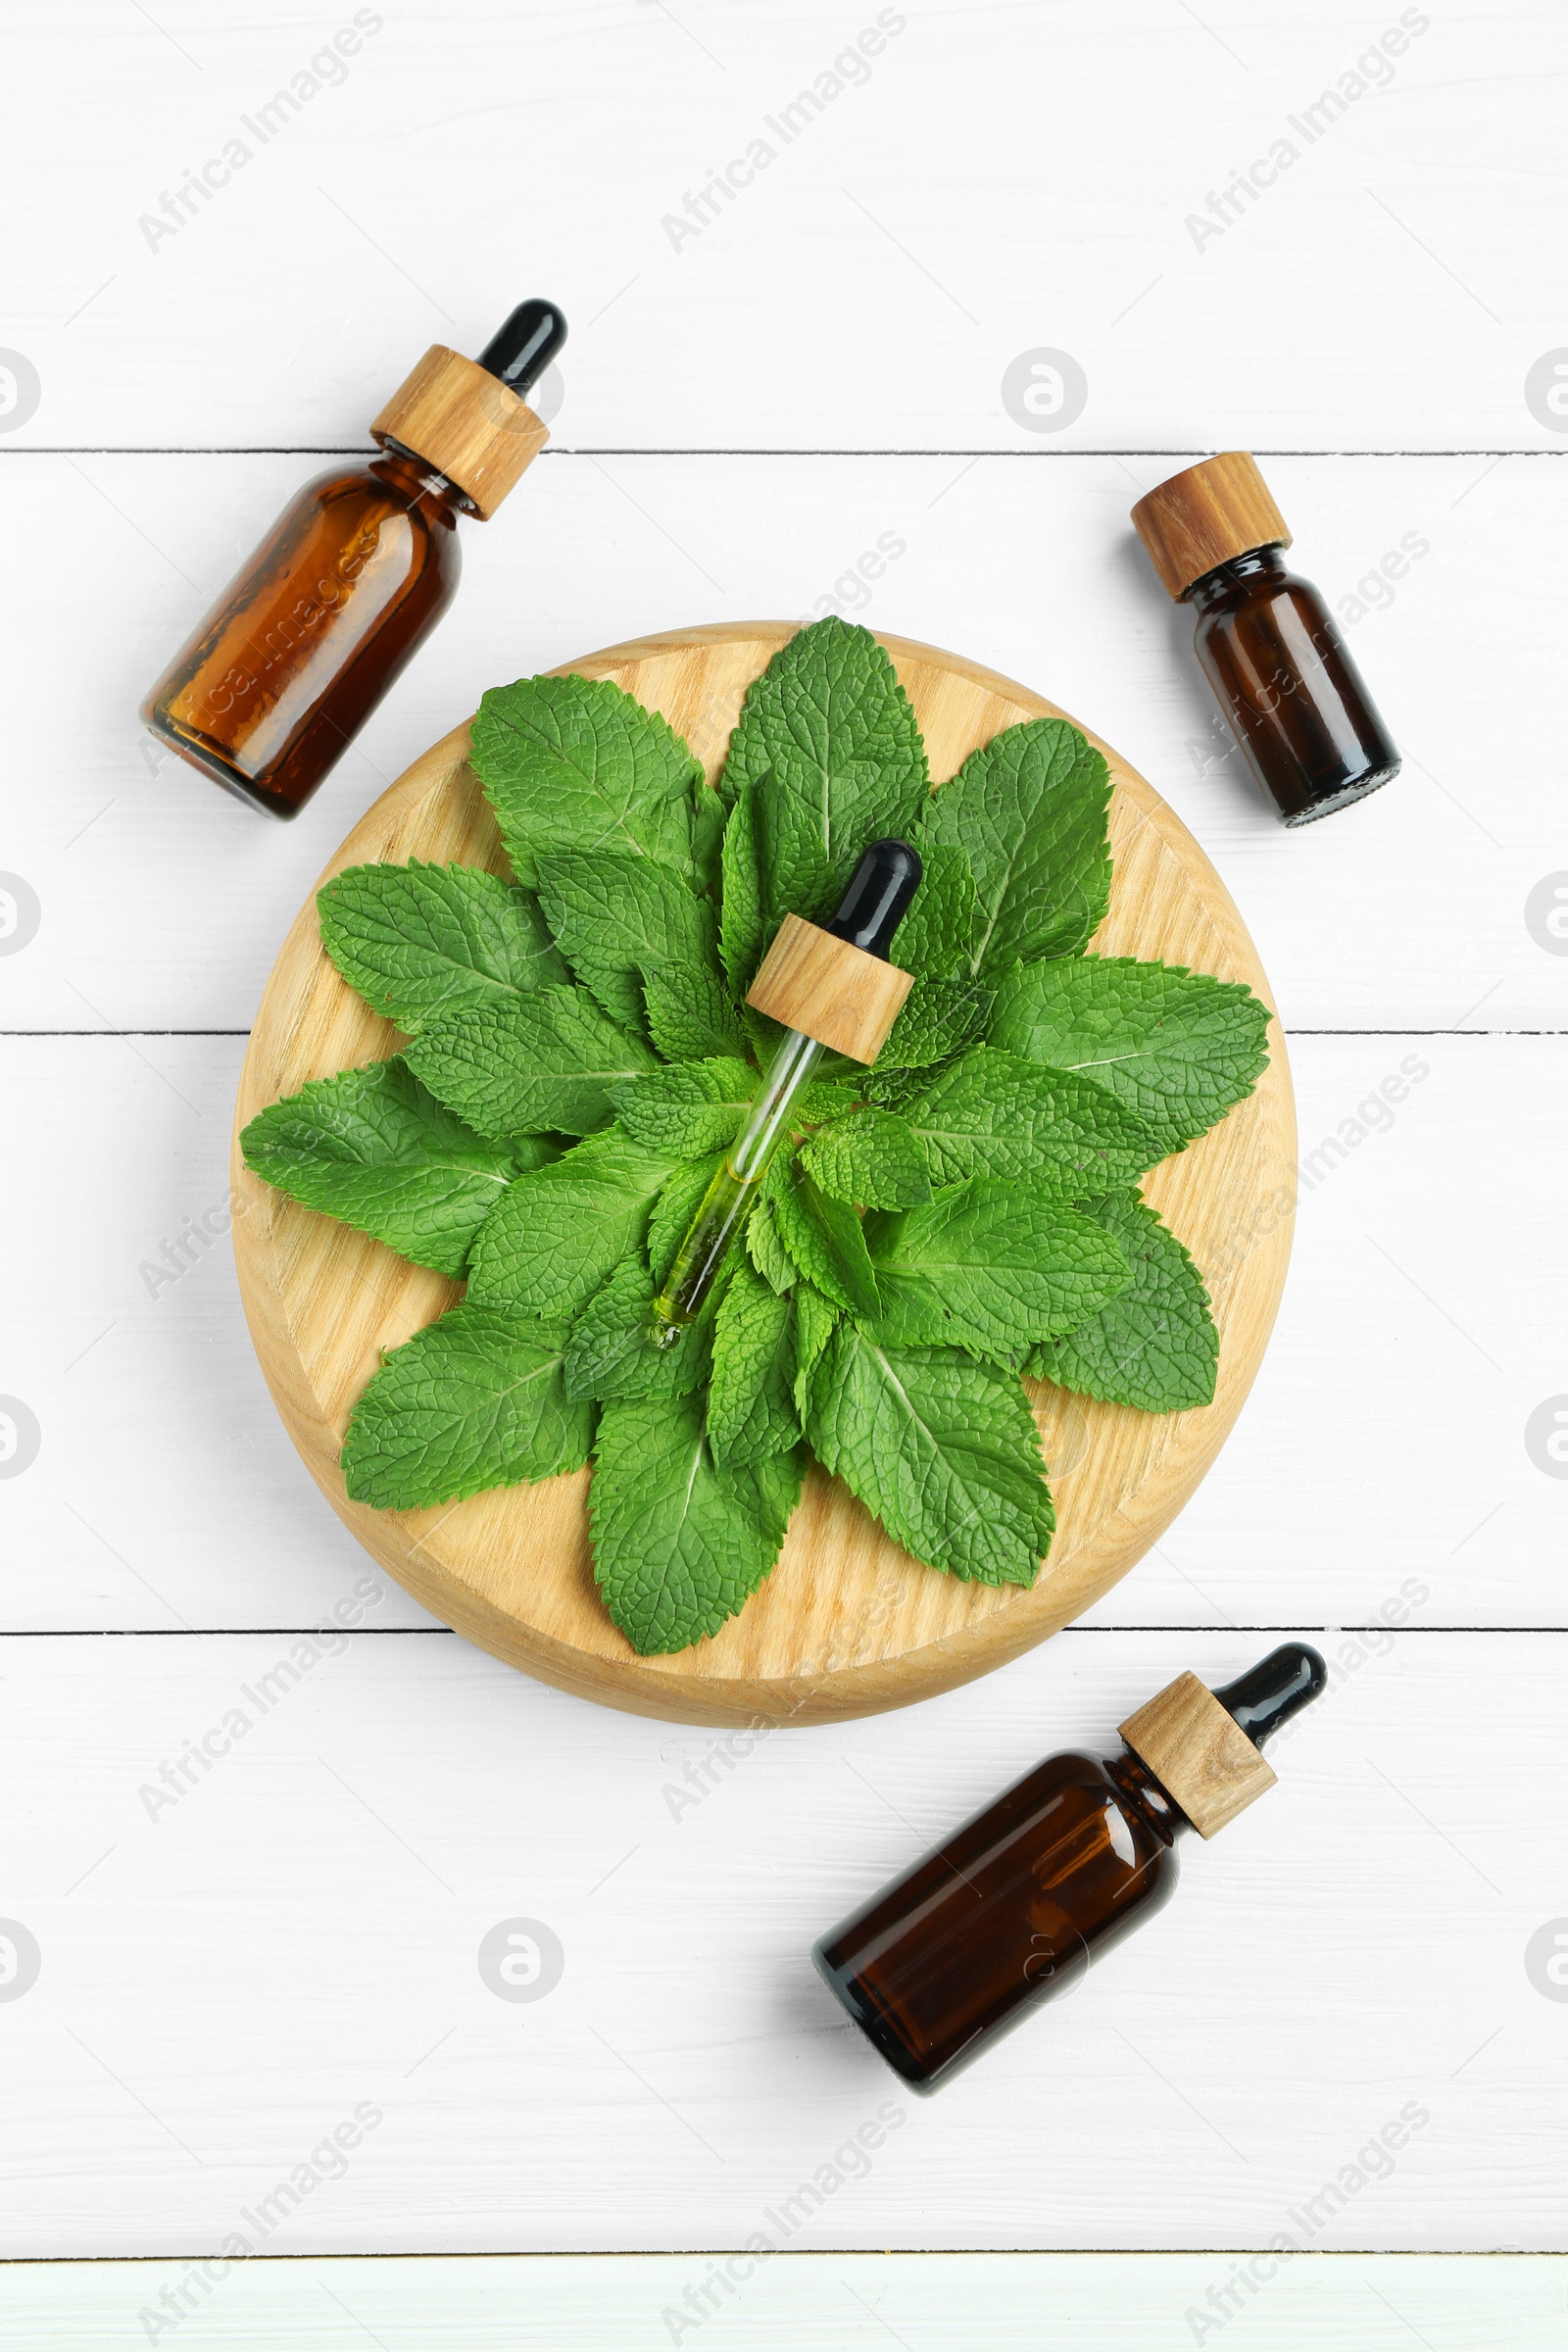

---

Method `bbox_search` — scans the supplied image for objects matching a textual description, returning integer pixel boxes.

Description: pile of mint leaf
[242,619,1270,1657]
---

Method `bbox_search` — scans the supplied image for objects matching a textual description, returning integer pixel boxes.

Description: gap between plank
[1,2245,1552,2263]
[4,445,1563,460]
[3,1627,1560,1641]
[5,1028,1560,1042]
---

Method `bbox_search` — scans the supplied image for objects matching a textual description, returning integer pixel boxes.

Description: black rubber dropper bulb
[476,299,568,397]
[820,837,924,955]
[1212,1642,1328,1746]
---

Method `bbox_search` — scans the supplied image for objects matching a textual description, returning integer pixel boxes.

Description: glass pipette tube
[651,1025,825,1347]
[650,835,922,1350]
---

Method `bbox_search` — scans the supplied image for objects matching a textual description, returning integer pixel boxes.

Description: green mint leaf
[317,859,567,1031]
[563,1256,716,1403]
[406,985,657,1140]
[466,1130,676,1315]
[890,842,979,979]
[564,953,651,1045]
[709,1256,800,1466]
[611,1057,756,1157]
[741,1001,789,1071]
[806,1326,1053,1587]
[535,848,724,1049]
[753,772,836,934]
[865,1183,1131,1364]
[536,850,717,989]
[925,717,1111,974]
[772,1158,881,1318]
[469,672,701,888]
[745,1150,798,1294]
[989,956,1272,1157]
[643,964,750,1064]
[564,1258,665,1401]
[792,1283,840,1418]
[341,1305,591,1509]
[725,619,929,920]
[240,1057,539,1278]
[906,1048,1163,1192]
[796,1077,862,1123]
[799,1108,932,1209]
[649,1152,725,1288]
[690,778,725,903]
[719,781,766,996]
[859,1057,951,1114]
[875,974,993,1075]
[589,1395,803,1653]
[1026,1192,1219,1412]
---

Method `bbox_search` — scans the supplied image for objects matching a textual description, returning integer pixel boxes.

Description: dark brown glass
[139,449,463,819]
[1189,545,1400,825]
[813,1748,1184,2094]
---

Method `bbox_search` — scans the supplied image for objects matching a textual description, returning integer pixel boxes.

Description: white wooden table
[3,3,1564,2343]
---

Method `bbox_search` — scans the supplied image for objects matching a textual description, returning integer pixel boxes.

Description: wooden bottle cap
[746,914,913,1064]
[1119,1670,1277,1838]
[370,346,549,520]
[1130,453,1292,600]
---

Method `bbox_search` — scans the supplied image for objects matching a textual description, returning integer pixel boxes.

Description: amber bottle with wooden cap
[1132,453,1399,826]
[652,839,920,1348]
[140,300,566,818]
[812,1642,1326,2093]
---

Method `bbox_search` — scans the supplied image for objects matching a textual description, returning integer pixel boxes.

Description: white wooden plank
[1,1030,1560,1633]
[0,1034,430,1634]
[0,1633,1562,2253]
[0,2251,1562,2351]
[4,2,1559,450]
[1,452,1561,1032]
[2,0,1563,2285]
[1091,1023,1568,1633]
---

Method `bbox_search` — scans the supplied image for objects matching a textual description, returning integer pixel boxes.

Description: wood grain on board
[231,624,1296,1727]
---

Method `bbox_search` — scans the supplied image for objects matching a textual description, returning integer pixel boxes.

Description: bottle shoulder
[1044,1751,1183,1918]
[1000,1750,1181,1859]
[1191,560,1324,625]
[289,459,464,543]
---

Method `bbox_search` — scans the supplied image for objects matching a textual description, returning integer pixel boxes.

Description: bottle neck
[373,443,472,516]
[1104,1748,1188,1845]
[1185,542,1288,610]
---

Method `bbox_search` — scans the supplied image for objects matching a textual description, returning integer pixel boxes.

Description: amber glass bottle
[140,300,565,819]
[812,1642,1325,2093]
[1132,453,1399,826]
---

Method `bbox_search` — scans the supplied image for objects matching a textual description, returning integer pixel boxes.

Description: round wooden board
[232,624,1295,1728]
